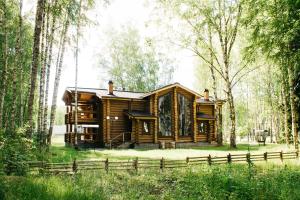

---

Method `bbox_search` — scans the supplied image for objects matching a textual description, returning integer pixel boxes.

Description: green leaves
[100,26,174,92]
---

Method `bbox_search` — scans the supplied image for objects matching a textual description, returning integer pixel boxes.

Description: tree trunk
[287,64,299,150]
[37,3,47,142]
[0,0,8,129]
[27,0,45,137]
[43,0,58,145]
[282,84,290,144]
[208,25,222,145]
[10,0,23,130]
[48,17,69,145]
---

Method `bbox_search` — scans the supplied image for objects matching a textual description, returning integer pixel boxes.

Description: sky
[24,0,198,106]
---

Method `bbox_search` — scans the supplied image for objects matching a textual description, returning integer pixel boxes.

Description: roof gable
[141,83,202,98]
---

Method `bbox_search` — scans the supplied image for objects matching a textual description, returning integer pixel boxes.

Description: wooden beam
[136,119,140,144]
[193,96,197,142]
[149,95,153,114]
[174,87,178,142]
[154,93,158,143]
[106,99,110,143]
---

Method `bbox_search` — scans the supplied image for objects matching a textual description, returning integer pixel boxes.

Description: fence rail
[20,151,299,174]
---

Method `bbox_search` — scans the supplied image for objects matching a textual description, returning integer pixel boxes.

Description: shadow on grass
[49,146,104,162]
[190,144,261,151]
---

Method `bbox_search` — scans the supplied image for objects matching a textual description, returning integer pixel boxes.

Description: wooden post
[134,157,138,172]
[208,154,212,166]
[227,153,232,164]
[174,87,178,142]
[72,159,78,174]
[264,152,267,161]
[160,157,165,171]
[193,96,197,142]
[136,119,140,144]
[105,158,109,173]
[154,94,158,143]
[280,151,283,162]
[106,99,110,143]
[246,153,251,165]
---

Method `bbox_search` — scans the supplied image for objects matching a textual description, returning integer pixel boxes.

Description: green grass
[44,143,292,162]
[1,163,300,200]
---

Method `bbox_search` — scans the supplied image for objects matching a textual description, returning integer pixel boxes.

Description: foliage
[99,26,175,92]
[1,125,35,176]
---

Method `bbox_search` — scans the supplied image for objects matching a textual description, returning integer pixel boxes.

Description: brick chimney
[108,80,114,95]
[204,89,209,101]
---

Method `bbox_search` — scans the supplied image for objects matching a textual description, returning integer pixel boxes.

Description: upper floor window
[158,92,172,136]
[177,94,192,136]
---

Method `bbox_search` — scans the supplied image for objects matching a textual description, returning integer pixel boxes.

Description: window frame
[142,121,151,135]
[198,120,209,135]
[158,92,173,137]
[177,93,193,137]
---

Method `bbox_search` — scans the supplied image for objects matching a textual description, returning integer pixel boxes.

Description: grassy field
[2,140,300,200]
[47,142,294,162]
[1,163,300,200]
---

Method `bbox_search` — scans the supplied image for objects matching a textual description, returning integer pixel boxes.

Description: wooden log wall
[102,98,147,144]
[193,97,197,142]
[154,94,158,143]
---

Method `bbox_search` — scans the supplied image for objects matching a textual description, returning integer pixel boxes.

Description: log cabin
[62,81,225,148]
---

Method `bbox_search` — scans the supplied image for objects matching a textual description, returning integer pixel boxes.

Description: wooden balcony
[65,111,98,124]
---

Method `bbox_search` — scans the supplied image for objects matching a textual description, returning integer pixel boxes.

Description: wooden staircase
[109,132,134,149]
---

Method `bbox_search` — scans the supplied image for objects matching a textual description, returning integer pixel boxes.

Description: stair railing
[109,132,131,149]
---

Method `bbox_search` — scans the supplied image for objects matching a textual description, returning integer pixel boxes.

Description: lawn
[1,163,300,200]
[47,142,295,163]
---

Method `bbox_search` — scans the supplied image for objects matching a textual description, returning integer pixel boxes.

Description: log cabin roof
[124,110,157,120]
[63,87,146,101]
[63,84,226,104]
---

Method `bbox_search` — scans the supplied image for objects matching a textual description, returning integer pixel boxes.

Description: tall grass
[1,163,300,200]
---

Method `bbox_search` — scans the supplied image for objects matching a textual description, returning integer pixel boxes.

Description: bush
[1,125,35,176]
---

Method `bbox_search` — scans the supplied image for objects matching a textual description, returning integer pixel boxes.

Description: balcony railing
[65,132,100,144]
[65,111,98,124]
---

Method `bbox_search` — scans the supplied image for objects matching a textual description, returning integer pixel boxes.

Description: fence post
[134,157,138,172]
[264,152,267,161]
[227,153,232,164]
[246,153,251,165]
[208,154,212,166]
[160,157,165,172]
[105,158,109,173]
[72,159,78,174]
[280,151,283,162]
[186,157,189,165]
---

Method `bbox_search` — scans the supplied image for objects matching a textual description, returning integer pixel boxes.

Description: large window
[177,94,192,136]
[158,93,172,136]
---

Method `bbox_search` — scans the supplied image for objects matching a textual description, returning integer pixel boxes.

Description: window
[198,121,209,135]
[143,121,150,134]
[177,94,192,136]
[158,92,172,136]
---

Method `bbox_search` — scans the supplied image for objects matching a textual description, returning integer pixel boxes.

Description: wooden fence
[26,151,299,174]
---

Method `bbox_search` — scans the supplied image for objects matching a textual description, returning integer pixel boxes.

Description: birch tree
[27,0,46,137]
[162,0,252,148]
